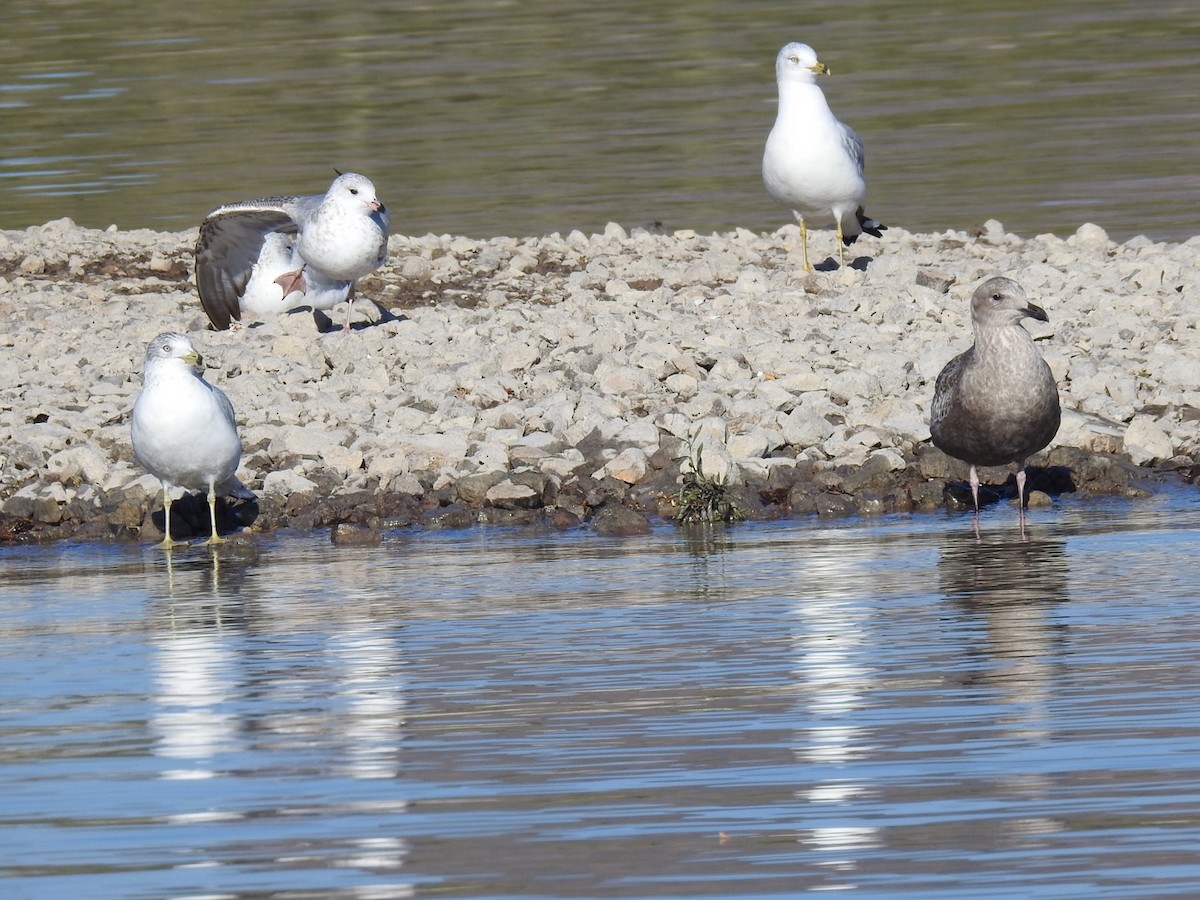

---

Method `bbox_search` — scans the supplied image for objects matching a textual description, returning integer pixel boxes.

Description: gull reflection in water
[789,539,881,878]
[151,554,247,781]
[326,622,408,781]
[939,530,1071,845]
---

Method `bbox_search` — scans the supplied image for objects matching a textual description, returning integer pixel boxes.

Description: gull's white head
[775,42,829,84]
[327,172,386,217]
[144,332,203,376]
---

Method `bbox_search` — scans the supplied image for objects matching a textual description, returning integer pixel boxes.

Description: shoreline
[1,218,1197,545]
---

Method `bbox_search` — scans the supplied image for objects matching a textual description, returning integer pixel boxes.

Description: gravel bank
[1,217,1197,544]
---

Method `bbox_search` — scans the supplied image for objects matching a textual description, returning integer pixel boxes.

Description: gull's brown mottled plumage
[930,276,1061,532]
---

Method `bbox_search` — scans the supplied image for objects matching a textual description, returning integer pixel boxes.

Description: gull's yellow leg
[203,484,226,546]
[794,214,813,273]
[156,488,184,549]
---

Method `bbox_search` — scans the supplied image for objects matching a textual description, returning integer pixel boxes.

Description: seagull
[195,172,390,332]
[234,232,354,324]
[131,332,254,547]
[762,42,885,273]
[930,277,1062,534]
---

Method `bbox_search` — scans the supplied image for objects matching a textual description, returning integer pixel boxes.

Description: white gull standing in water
[195,172,390,332]
[762,42,885,273]
[131,332,254,547]
[930,276,1061,534]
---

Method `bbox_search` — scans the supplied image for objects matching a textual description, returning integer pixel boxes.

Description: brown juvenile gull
[930,276,1061,531]
[131,332,254,547]
[195,172,390,332]
[762,41,885,273]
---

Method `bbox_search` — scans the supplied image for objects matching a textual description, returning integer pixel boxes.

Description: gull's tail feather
[849,206,887,243]
[218,475,256,502]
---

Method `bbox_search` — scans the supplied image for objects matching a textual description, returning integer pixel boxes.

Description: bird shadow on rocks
[313,299,405,333]
[151,493,259,541]
[812,255,875,273]
[941,465,1077,510]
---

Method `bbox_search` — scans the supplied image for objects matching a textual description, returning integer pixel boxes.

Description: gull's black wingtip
[855,207,887,241]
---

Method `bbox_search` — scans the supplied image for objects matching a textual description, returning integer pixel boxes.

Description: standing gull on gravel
[195,172,390,332]
[131,332,253,547]
[762,42,885,273]
[930,277,1062,534]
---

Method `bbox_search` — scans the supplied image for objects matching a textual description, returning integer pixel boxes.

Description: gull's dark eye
[991,293,1002,301]
[349,188,359,195]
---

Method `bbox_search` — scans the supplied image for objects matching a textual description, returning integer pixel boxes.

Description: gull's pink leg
[1016,464,1028,539]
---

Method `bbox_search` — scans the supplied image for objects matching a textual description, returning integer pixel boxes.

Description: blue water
[3,488,1200,897]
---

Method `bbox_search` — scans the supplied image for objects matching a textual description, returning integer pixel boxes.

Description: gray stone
[589,504,651,536]
[331,523,381,546]
[1123,416,1173,465]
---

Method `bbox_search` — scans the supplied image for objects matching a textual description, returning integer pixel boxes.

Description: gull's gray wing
[195,196,305,330]
[839,122,866,175]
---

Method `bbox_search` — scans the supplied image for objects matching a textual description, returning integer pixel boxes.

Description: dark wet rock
[858,490,913,515]
[583,475,630,508]
[215,533,262,560]
[908,480,945,511]
[421,502,477,529]
[943,481,1003,509]
[481,507,542,526]
[727,485,775,521]
[856,494,886,516]
[331,522,382,547]
[543,507,582,529]
[589,504,651,536]
[2,493,63,524]
[376,493,422,526]
[549,480,589,520]
[838,453,900,494]
[815,492,856,518]
[68,517,127,543]
[787,482,819,516]
[1045,448,1135,495]
[914,443,961,480]
[627,485,666,513]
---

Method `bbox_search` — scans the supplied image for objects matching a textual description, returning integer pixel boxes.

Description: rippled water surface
[4,488,1200,897]
[1,0,1197,240]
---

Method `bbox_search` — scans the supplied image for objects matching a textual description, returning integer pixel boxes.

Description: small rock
[602,447,648,484]
[814,493,856,518]
[782,406,835,447]
[331,523,381,546]
[1025,490,1053,508]
[544,507,582,529]
[1072,222,1110,246]
[457,471,507,505]
[916,269,955,293]
[421,502,476,529]
[589,504,651,536]
[485,479,543,510]
[262,470,319,497]
[1123,416,1173,465]
[20,255,46,275]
